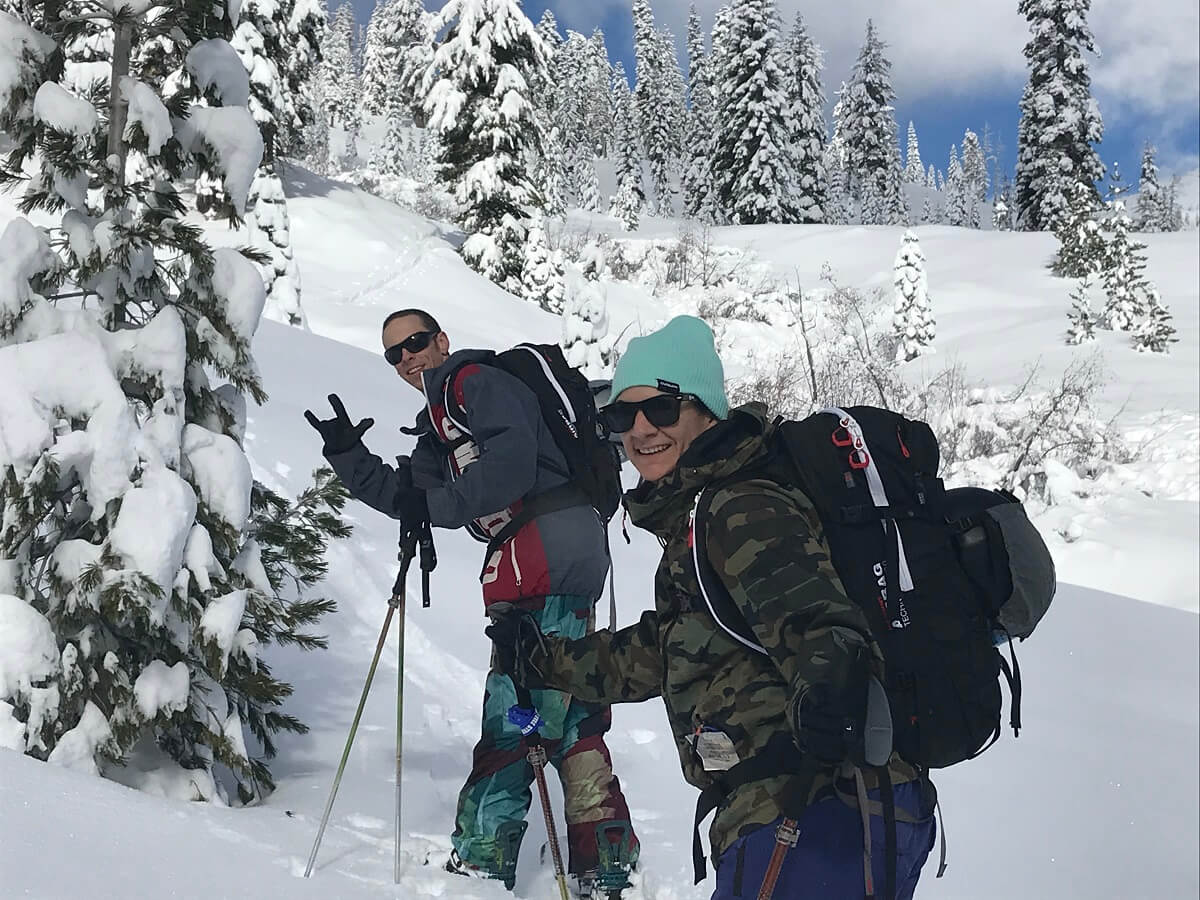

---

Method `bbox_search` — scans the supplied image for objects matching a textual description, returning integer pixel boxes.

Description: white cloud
[590,1,1198,115]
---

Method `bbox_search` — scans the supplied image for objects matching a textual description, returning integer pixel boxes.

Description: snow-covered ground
[1,169,1197,898]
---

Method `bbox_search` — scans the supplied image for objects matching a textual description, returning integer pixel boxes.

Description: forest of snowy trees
[0,0,1189,790]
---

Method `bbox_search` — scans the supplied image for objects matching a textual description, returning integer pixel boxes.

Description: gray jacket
[326,349,609,606]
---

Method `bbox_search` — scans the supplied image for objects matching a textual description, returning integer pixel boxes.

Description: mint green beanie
[611,315,730,419]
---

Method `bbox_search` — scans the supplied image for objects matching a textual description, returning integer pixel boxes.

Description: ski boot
[575,821,637,899]
[445,820,527,891]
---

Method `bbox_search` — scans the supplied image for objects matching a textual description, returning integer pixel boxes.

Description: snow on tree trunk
[892,229,935,362]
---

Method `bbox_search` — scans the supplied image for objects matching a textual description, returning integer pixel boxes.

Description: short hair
[382,308,441,335]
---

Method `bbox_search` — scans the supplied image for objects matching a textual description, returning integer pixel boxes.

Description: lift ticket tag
[694,729,740,772]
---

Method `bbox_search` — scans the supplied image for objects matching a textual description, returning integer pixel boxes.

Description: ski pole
[305,530,418,881]
[509,686,569,900]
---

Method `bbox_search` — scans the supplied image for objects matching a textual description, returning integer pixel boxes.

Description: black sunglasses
[384,331,436,366]
[601,393,704,434]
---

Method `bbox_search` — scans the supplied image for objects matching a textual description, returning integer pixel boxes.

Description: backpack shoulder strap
[690,478,768,656]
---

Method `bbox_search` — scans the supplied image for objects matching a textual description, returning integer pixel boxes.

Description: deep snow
[1,165,1197,898]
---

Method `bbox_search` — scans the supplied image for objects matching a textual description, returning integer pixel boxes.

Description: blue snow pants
[712,779,936,900]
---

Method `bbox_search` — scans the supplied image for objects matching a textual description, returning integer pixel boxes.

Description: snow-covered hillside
[1,169,1197,899]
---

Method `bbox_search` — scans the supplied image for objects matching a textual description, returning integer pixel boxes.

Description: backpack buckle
[832,425,854,447]
[849,448,870,470]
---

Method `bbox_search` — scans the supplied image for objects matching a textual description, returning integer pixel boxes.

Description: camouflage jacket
[543,405,917,860]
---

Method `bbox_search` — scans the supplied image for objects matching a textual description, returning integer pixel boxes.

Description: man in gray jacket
[305,309,638,894]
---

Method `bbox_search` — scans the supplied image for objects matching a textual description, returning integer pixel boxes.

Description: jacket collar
[624,403,773,539]
[404,348,497,437]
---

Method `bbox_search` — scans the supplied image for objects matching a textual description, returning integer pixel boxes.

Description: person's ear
[435,332,450,355]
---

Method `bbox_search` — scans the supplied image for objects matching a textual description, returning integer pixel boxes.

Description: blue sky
[349,0,1200,194]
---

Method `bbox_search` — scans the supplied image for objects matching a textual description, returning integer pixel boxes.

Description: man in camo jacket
[489,316,936,899]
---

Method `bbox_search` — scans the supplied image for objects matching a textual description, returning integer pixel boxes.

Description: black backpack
[443,343,623,547]
[692,405,1057,770]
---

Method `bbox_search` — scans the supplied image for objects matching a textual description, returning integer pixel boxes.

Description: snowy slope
[1,169,1198,898]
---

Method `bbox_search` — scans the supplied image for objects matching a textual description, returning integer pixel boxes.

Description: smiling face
[381,314,451,392]
[617,386,718,483]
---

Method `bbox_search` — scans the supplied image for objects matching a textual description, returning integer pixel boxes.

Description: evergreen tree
[584,28,614,158]
[536,125,568,218]
[281,0,325,158]
[993,173,1014,231]
[945,144,967,227]
[840,20,903,225]
[561,244,613,380]
[609,61,644,230]
[903,121,924,184]
[960,129,988,229]
[358,0,388,116]
[632,0,682,215]
[824,97,853,225]
[1099,200,1151,331]
[322,4,358,128]
[520,215,565,313]
[893,229,935,361]
[577,153,601,212]
[232,0,307,327]
[783,13,827,223]
[681,5,716,221]
[1015,0,1104,231]
[1065,276,1098,344]
[711,0,796,225]
[0,0,339,798]
[422,0,548,289]
[1134,141,1166,232]
[1052,180,1106,277]
[1131,289,1177,353]
[920,195,932,224]
[926,164,936,189]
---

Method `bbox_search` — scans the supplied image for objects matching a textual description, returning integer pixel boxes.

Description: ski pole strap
[509,685,545,738]
[418,523,437,608]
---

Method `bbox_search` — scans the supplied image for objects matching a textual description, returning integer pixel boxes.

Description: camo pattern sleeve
[703,478,875,701]
[544,609,664,705]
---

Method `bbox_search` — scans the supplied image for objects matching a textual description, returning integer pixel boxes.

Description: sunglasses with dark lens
[601,393,703,434]
[384,330,436,366]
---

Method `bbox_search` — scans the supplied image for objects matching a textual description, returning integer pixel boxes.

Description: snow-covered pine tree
[1015,0,1104,231]
[1065,276,1098,344]
[783,13,827,224]
[632,0,681,216]
[1131,289,1177,353]
[583,28,614,158]
[1099,200,1151,331]
[993,174,1013,231]
[841,20,903,225]
[536,125,568,218]
[1052,180,1106,277]
[357,0,388,116]
[892,229,935,361]
[280,0,325,159]
[520,215,565,312]
[824,93,852,225]
[232,0,307,327]
[0,0,340,798]
[321,3,357,128]
[711,0,796,225]
[960,128,988,228]
[609,61,644,230]
[926,164,936,190]
[903,121,923,184]
[1134,142,1166,232]
[577,153,601,212]
[422,0,548,289]
[920,196,932,224]
[681,5,716,221]
[561,243,614,379]
[945,144,967,227]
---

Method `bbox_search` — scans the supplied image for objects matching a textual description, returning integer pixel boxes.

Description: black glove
[790,641,871,766]
[394,487,429,532]
[485,611,550,690]
[304,394,374,456]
